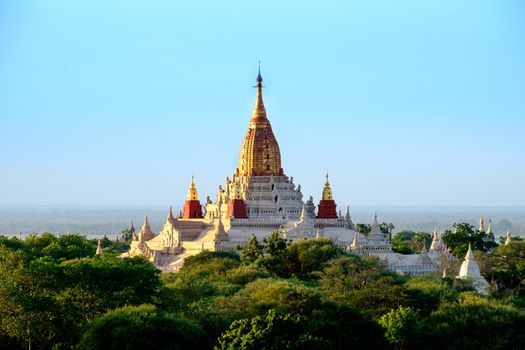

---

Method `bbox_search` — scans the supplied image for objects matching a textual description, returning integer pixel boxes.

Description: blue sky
[0,0,524,206]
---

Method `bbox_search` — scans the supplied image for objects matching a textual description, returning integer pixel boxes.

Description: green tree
[411,232,432,253]
[216,309,326,350]
[77,304,206,350]
[419,293,525,350]
[380,222,394,235]
[120,228,133,242]
[318,255,387,297]
[392,231,432,254]
[0,248,64,350]
[279,238,343,279]
[184,250,240,270]
[0,245,161,350]
[215,296,386,349]
[484,241,525,295]
[59,256,161,321]
[355,224,371,235]
[442,223,497,257]
[379,306,420,350]
[260,231,289,276]
[392,231,417,254]
[240,235,263,265]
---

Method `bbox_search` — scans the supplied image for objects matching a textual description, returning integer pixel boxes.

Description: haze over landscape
[1,205,523,238]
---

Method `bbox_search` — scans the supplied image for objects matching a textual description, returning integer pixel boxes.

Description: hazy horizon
[1,204,523,237]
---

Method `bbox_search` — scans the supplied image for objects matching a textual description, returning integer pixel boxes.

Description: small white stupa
[457,243,489,295]
[429,228,444,252]
[504,229,512,246]
[96,239,103,255]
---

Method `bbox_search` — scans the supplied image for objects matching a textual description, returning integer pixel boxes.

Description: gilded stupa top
[237,68,283,177]
[322,174,334,200]
[250,67,269,127]
[187,175,199,201]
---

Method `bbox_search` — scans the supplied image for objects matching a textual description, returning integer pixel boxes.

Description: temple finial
[250,63,267,125]
[256,61,263,83]
[322,173,333,200]
[187,175,199,201]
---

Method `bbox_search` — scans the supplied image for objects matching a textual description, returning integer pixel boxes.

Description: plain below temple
[123,69,491,288]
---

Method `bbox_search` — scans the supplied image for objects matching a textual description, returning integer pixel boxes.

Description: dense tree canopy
[77,305,206,350]
[0,229,524,349]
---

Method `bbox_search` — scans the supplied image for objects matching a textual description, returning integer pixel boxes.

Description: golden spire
[479,216,485,231]
[187,175,199,201]
[250,63,269,126]
[237,66,283,177]
[322,174,333,200]
[487,220,492,234]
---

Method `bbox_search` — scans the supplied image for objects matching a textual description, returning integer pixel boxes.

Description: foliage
[411,232,432,252]
[240,234,343,279]
[216,309,327,350]
[355,223,371,235]
[120,228,133,242]
[442,223,498,257]
[26,233,96,259]
[419,293,525,350]
[318,255,388,297]
[379,306,420,350]
[479,241,525,295]
[184,250,240,269]
[215,291,386,349]
[392,231,432,254]
[354,222,393,236]
[381,222,395,235]
[240,234,263,265]
[0,237,160,349]
[403,275,458,315]
[499,235,523,244]
[1,231,525,349]
[391,230,416,254]
[277,238,343,279]
[77,304,206,350]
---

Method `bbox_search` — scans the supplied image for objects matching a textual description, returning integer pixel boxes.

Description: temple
[125,69,454,276]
